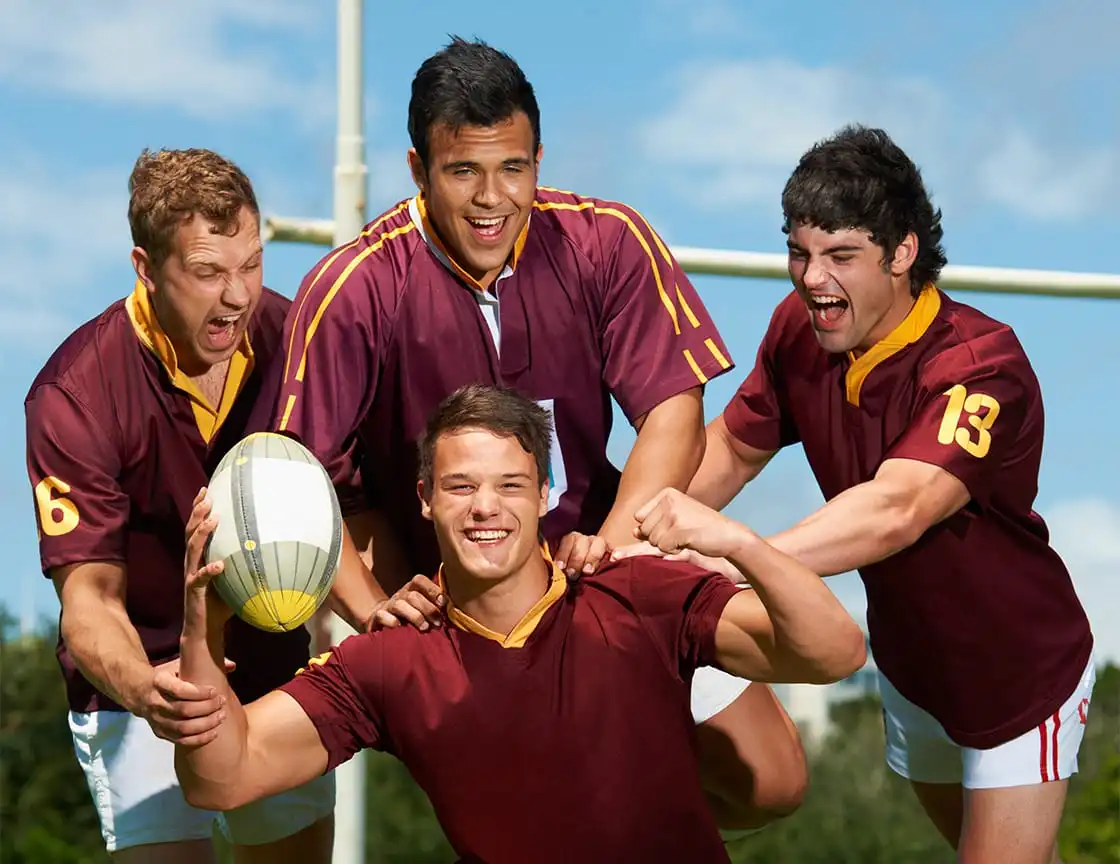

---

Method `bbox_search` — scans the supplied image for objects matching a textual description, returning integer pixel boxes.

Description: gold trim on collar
[845,285,940,406]
[125,279,255,443]
[415,194,531,292]
[439,545,566,649]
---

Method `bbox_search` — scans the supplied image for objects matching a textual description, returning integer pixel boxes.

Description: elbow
[175,756,246,812]
[811,622,868,684]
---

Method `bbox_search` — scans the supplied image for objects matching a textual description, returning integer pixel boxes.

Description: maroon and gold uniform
[722,286,1092,749]
[26,281,308,713]
[272,188,734,580]
[281,553,741,863]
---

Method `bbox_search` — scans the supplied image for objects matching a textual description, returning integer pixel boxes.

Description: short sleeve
[721,298,802,452]
[886,358,1031,507]
[273,250,380,515]
[625,558,742,674]
[25,384,128,574]
[598,205,735,423]
[279,633,386,772]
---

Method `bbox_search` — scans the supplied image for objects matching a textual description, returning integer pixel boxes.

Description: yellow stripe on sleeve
[282,201,410,385]
[683,349,708,384]
[533,200,680,335]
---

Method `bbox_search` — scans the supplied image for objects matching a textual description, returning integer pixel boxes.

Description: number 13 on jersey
[937,384,1001,458]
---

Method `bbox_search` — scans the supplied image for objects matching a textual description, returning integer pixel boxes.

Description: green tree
[1,610,108,864]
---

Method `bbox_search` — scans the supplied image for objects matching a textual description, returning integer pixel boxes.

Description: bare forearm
[175,626,251,809]
[61,606,152,712]
[766,481,917,577]
[687,417,772,510]
[726,530,864,683]
[599,395,705,548]
[327,520,388,633]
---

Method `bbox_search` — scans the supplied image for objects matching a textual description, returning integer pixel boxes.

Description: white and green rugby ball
[205,432,342,632]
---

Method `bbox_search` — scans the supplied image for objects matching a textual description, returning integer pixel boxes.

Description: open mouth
[206,313,243,349]
[465,215,509,241]
[807,294,849,328]
[465,528,512,546]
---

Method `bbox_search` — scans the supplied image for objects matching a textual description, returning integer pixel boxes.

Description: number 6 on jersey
[937,384,1001,458]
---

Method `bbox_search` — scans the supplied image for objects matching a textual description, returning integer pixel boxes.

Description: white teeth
[468,217,504,227]
[467,529,510,541]
[812,296,843,306]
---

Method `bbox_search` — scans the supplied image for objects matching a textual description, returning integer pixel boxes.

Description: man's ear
[418,480,432,521]
[131,247,156,292]
[538,481,550,518]
[408,148,427,194]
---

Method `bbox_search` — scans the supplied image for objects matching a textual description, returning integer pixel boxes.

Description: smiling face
[408,111,541,288]
[132,205,263,376]
[419,426,549,584]
[786,222,919,355]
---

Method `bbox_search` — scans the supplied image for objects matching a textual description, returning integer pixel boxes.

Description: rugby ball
[205,432,342,633]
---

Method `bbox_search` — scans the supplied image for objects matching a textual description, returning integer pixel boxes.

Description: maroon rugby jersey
[281,554,740,863]
[723,286,1092,748]
[26,281,310,713]
[271,188,734,582]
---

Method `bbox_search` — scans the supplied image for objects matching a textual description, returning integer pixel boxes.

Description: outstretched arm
[687,414,776,511]
[766,458,969,577]
[174,490,330,812]
[635,488,865,684]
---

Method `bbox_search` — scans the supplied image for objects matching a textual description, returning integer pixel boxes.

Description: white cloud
[1043,497,1120,664]
[0,160,129,352]
[0,0,331,125]
[977,130,1119,222]
[640,57,1118,223]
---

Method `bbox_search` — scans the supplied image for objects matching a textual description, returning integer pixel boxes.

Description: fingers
[633,487,676,523]
[610,541,666,562]
[153,670,219,705]
[553,533,578,573]
[149,706,227,746]
[222,657,237,674]
[560,534,609,578]
[185,504,219,579]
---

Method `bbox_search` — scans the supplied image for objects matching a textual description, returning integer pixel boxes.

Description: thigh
[909,781,964,848]
[219,770,336,850]
[695,681,808,825]
[69,710,216,854]
[114,840,218,864]
[230,815,334,864]
[959,782,1067,864]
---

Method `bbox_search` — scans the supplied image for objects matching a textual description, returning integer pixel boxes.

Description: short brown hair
[418,384,552,493]
[128,148,260,269]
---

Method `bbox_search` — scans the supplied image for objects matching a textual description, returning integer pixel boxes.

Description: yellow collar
[438,545,567,649]
[414,194,531,292]
[845,285,941,406]
[125,279,255,442]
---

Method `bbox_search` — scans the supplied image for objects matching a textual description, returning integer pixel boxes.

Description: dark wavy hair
[781,125,947,296]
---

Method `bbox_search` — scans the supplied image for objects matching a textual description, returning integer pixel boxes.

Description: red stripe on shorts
[1038,720,1049,782]
[1050,711,1061,781]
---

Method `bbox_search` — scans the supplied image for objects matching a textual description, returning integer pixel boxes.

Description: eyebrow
[442,157,533,171]
[439,471,532,482]
[786,240,864,255]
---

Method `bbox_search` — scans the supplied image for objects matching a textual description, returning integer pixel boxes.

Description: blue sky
[2,0,1117,659]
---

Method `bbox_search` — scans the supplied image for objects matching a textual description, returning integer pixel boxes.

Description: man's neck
[443,551,552,637]
[851,284,920,357]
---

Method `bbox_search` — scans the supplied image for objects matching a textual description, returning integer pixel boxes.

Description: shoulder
[291,199,423,316]
[531,186,662,259]
[26,299,134,419]
[920,292,1037,391]
[583,555,718,601]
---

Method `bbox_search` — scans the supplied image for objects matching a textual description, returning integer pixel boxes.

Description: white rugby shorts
[880,652,1096,789]
[69,708,335,852]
